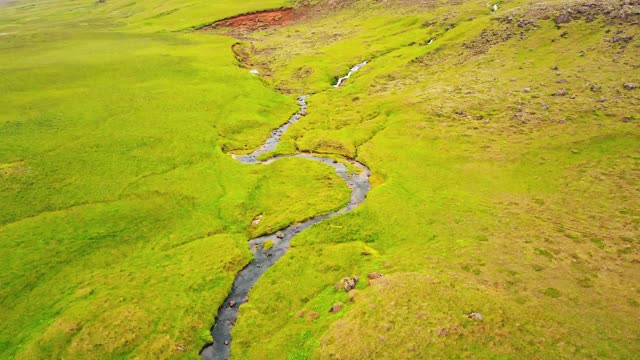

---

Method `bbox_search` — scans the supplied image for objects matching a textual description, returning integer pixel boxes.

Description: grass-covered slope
[0,1,350,359]
[223,0,640,359]
[1,0,639,359]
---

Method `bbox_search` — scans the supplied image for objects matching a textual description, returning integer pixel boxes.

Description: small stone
[553,14,571,24]
[329,302,344,313]
[558,118,566,123]
[438,328,449,337]
[276,231,285,238]
[556,79,568,84]
[590,84,601,92]
[176,345,185,352]
[510,78,517,82]
[468,311,483,320]
[570,95,576,99]
[249,69,259,75]
[336,276,359,292]
[229,300,236,308]
[623,83,637,90]
[224,340,230,346]
[551,66,559,70]
[523,87,531,93]
[555,89,568,96]
[542,104,549,110]
[621,117,632,123]
[599,97,607,103]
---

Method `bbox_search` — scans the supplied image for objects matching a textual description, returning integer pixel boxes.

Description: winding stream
[200,65,370,360]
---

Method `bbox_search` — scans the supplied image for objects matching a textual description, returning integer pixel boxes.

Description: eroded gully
[200,65,370,360]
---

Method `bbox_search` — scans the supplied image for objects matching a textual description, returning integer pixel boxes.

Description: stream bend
[201,76,370,360]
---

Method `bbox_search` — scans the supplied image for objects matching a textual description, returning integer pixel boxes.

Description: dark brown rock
[554,14,571,24]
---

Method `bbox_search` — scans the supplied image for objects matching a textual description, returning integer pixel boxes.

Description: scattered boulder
[329,302,344,313]
[610,35,634,43]
[551,65,559,70]
[523,87,531,93]
[623,83,637,90]
[176,344,186,352]
[224,340,229,346]
[229,300,236,308]
[276,231,285,239]
[556,79,568,84]
[542,104,549,110]
[335,276,359,292]
[621,117,632,123]
[599,97,607,103]
[555,89,568,96]
[468,311,483,320]
[590,84,601,92]
[554,14,571,24]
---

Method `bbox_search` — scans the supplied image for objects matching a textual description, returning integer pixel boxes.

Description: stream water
[334,61,368,88]
[200,65,370,360]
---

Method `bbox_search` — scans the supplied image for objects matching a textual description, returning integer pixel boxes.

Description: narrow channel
[201,64,370,360]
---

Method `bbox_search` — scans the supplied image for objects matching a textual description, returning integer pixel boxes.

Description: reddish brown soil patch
[202,8,303,32]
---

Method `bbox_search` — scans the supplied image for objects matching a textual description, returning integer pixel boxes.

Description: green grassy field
[2,0,639,359]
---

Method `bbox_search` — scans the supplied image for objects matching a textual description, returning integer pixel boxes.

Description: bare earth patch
[202,8,304,33]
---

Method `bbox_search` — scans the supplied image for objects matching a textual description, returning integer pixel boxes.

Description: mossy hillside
[228,0,640,358]
[0,0,289,33]
[0,1,350,358]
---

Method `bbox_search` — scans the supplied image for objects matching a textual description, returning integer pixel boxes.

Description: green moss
[543,288,562,298]
[263,240,274,251]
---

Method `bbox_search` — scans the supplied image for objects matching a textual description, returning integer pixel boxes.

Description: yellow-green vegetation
[227,0,640,359]
[263,240,275,251]
[0,0,350,359]
[2,0,639,359]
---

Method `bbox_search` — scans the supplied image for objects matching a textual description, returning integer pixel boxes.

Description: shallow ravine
[200,65,370,360]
